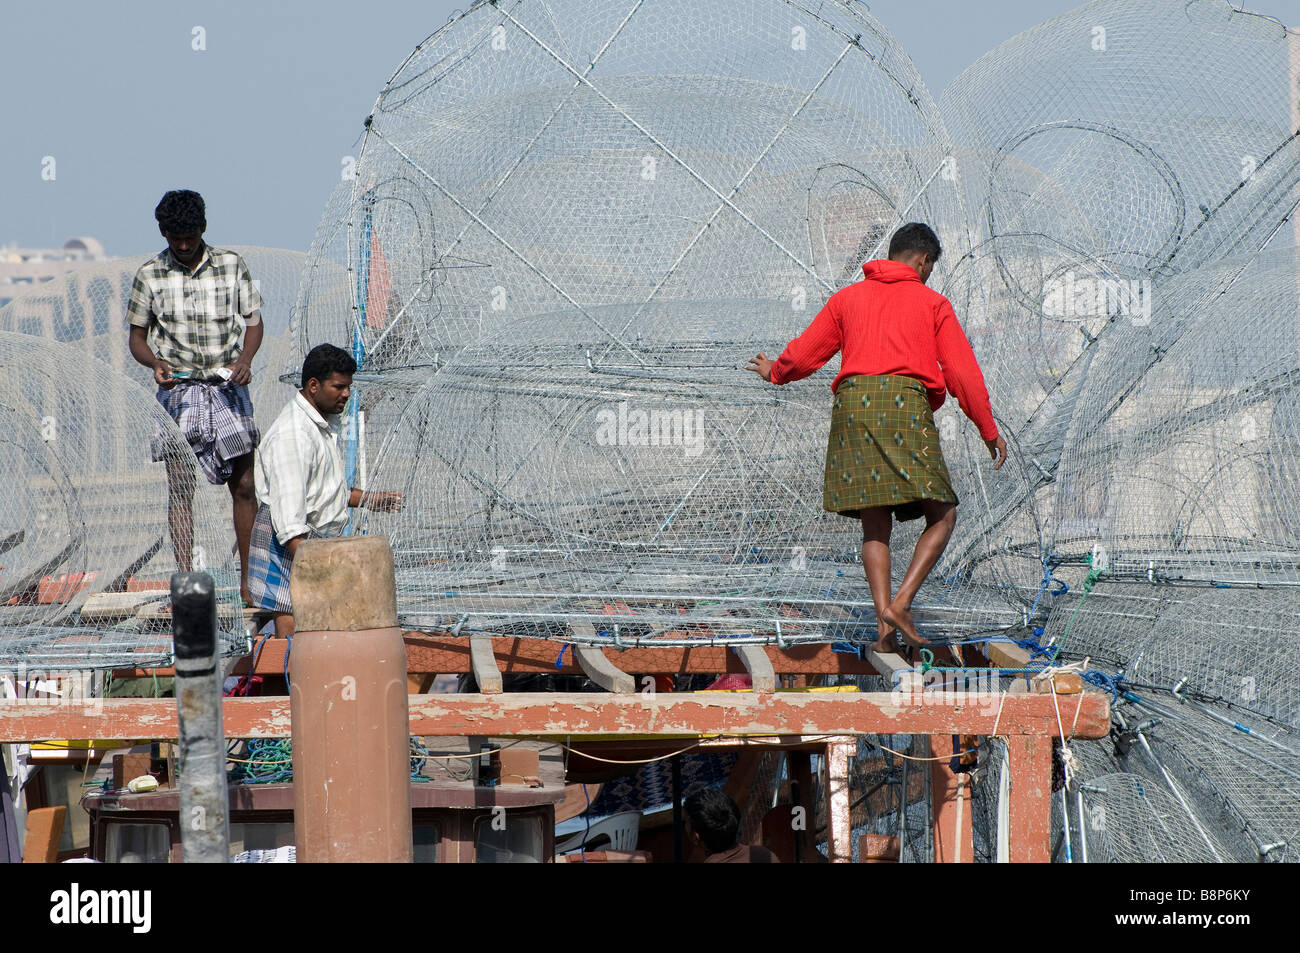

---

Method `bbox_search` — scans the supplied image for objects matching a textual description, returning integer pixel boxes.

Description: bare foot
[882,603,929,648]
[868,628,901,655]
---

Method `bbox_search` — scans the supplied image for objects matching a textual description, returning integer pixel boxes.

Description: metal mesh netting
[282,0,1300,860]
[294,0,983,641]
[943,0,1300,862]
[0,248,305,668]
[0,331,241,668]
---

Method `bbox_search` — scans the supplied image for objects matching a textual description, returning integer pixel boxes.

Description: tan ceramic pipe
[289,535,413,862]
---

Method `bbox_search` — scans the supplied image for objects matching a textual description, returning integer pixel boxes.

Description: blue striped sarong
[247,503,326,614]
[248,503,293,613]
[151,380,259,485]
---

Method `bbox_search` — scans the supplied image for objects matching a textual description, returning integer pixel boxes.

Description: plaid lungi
[151,380,259,485]
[823,374,959,522]
[247,503,326,614]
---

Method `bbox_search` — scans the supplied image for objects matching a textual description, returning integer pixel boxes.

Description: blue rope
[283,634,292,689]
[409,737,432,782]
[1013,631,1060,664]
[554,643,570,668]
[1026,552,1069,623]
[1081,669,1124,703]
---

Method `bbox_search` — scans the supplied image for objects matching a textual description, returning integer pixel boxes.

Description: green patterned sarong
[823,374,959,522]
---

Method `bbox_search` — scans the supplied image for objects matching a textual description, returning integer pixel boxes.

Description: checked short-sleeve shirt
[126,245,263,376]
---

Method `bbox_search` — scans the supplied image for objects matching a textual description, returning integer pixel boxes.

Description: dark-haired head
[301,343,357,416]
[155,190,207,235]
[888,222,941,284]
[684,788,741,854]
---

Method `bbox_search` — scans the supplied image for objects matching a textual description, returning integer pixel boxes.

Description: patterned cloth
[231,845,296,863]
[247,503,321,613]
[151,380,259,485]
[126,245,263,376]
[823,373,958,521]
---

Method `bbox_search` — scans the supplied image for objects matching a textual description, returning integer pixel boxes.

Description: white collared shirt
[254,392,349,544]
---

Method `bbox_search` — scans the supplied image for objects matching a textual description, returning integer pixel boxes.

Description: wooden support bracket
[469,635,503,694]
[734,644,776,693]
[569,623,635,693]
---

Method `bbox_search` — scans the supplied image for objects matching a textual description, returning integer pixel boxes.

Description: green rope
[228,739,294,784]
[1056,552,1106,654]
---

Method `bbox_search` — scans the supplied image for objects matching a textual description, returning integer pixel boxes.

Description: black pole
[671,754,684,863]
[171,571,229,863]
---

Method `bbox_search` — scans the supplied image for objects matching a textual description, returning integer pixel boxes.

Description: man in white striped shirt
[248,343,401,637]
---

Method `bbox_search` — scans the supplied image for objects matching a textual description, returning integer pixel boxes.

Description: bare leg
[859,506,898,654]
[273,612,295,639]
[882,499,957,648]
[165,456,196,572]
[227,453,256,605]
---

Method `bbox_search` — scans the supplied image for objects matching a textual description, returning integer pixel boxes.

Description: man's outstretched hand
[364,490,404,513]
[985,434,1008,470]
[746,353,774,382]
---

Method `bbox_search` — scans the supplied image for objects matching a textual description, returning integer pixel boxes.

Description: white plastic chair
[555,811,641,854]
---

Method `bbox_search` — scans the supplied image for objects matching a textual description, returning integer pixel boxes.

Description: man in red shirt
[748,223,1007,653]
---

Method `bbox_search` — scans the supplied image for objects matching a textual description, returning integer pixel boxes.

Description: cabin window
[228,821,295,856]
[474,813,543,863]
[104,822,170,863]
[413,823,440,863]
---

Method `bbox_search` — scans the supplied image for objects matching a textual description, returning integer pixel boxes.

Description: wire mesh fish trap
[285,0,1300,859]
[0,333,242,669]
[293,0,1020,644]
[0,248,306,669]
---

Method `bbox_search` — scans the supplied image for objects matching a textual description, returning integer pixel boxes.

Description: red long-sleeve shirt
[769,259,999,441]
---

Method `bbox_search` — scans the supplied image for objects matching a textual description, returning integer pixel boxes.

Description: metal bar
[170,571,229,864]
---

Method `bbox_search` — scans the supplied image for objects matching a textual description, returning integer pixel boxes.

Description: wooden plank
[824,738,855,863]
[572,646,636,693]
[78,591,166,623]
[569,623,635,693]
[22,806,66,863]
[988,640,1080,693]
[865,644,916,687]
[930,736,974,863]
[734,644,776,693]
[468,635,503,694]
[1005,732,1053,862]
[111,635,879,682]
[0,690,1110,742]
[987,640,1034,670]
[819,604,914,685]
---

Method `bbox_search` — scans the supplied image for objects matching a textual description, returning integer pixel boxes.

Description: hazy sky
[3,0,1298,256]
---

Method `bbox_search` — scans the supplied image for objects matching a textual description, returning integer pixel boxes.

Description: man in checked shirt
[127,189,264,605]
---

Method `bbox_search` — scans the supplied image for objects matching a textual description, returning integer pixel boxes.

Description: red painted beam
[1006,733,1054,863]
[930,736,974,863]
[0,691,1109,743]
